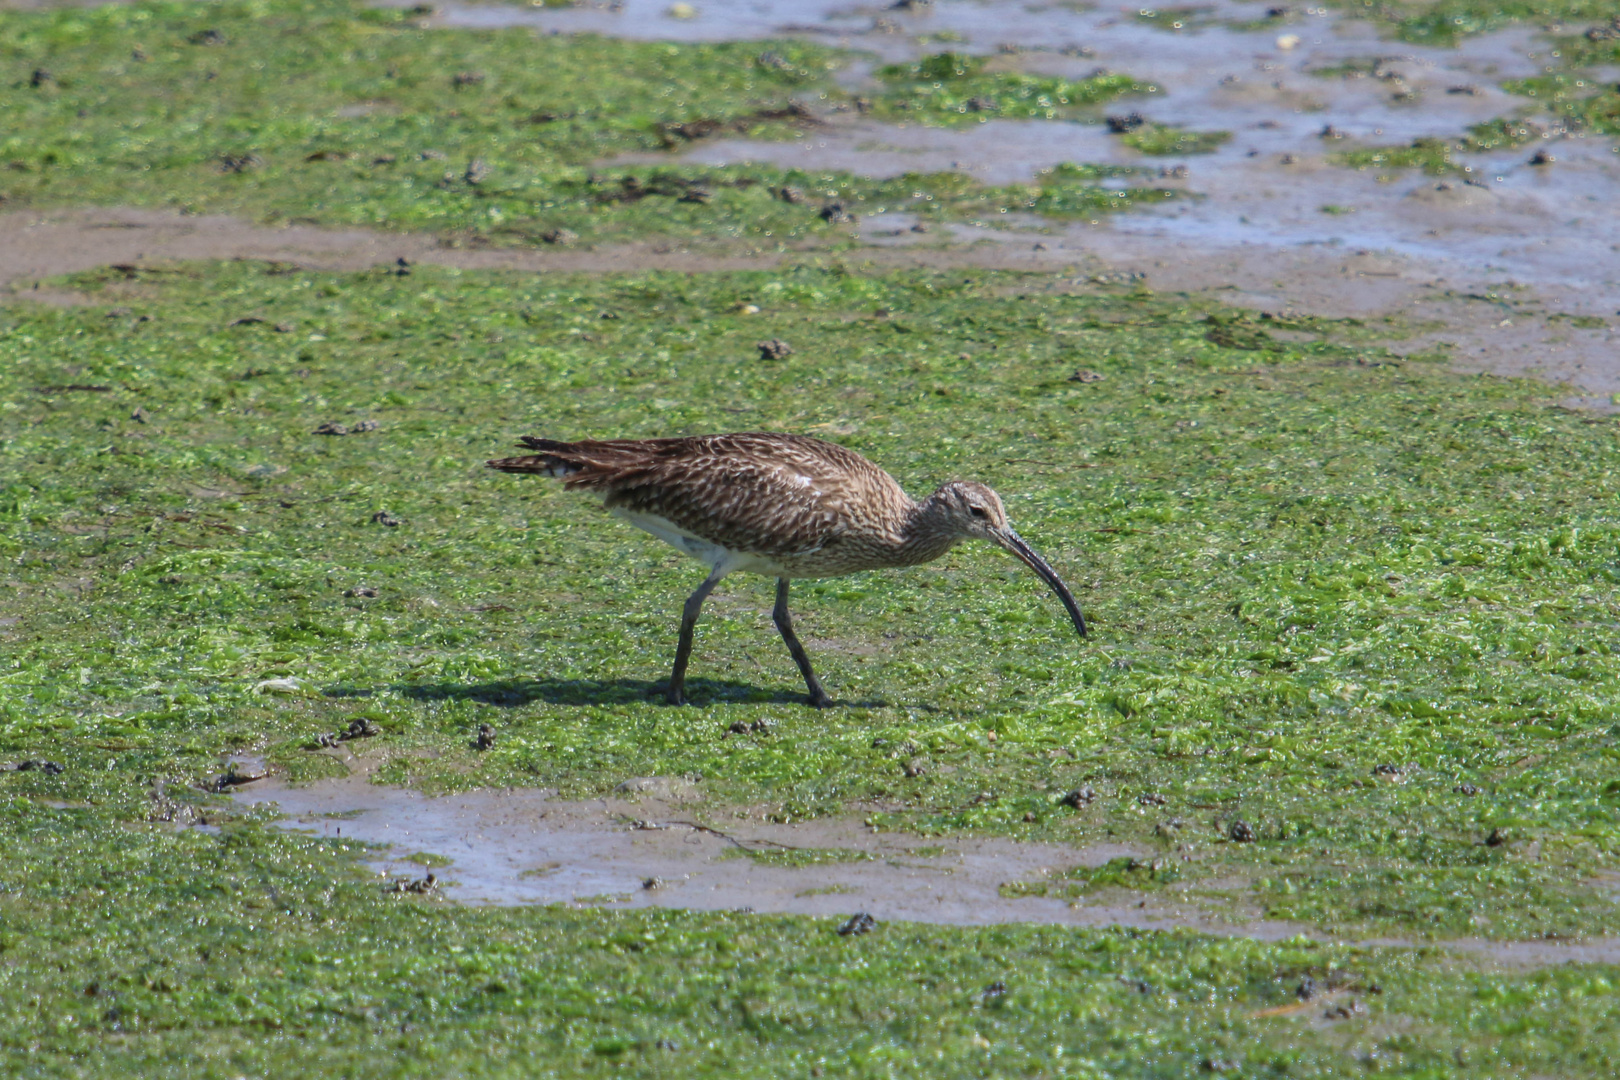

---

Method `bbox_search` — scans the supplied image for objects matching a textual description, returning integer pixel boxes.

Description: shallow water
[232,756,1281,935]
[425,0,1619,294]
[230,756,1620,967]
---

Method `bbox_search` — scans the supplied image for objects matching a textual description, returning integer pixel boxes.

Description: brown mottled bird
[487,433,1086,707]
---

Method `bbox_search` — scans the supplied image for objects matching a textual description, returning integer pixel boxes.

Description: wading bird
[487,433,1086,707]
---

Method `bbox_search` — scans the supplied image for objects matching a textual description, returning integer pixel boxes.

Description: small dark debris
[311,720,378,746]
[30,69,53,88]
[654,1038,680,1051]
[1138,792,1167,806]
[372,154,397,165]
[304,150,351,162]
[464,158,489,185]
[757,338,793,360]
[1106,112,1146,134]
[387,872,437,894]
[371,511,401,527]
[393,257,412,276]
[13,760,65,775]
[451,71,485,89]
[1279,153,1297,165]
[1485,827,1507,847]
[1158,163,1188,179]
[1453,782,1481,796]
[981,980,1006,1001]
[642,876,663,891]
[819,201,853,224]
[901,758,928,778]
[837,912,876,936]
[1529,149,1554,166]
[315,420,378,436]
[419,149,447,161]
[211,763,264,791]
[218,153,262,173]
[1068,369,1105,383]
[1059,786,1096,808]
[345,586,380,598]
[966,95,998,113]
[131,407,148,423]
[1371,763,1404,776]
[345,718,380,740]
[678,185,713,204]
[910,221,930,233]
[1319,124,1344,139]
[726,719,772,737]
[1584,17,1620,41]
[541,227,578,246]
[1324,998,1366,1019]
[1296,976,1318,1000]
[774,185,805,204]
[756,50,793,70]
[1203,1058,1242,1073]
[853,96,872,113]
[1447,84,1480,95]
[1229,819,1256,842]
[1119,976,1153,994]
[188,28,226,45]
[474,722,497,751]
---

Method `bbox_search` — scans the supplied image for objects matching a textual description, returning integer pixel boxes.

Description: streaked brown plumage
[487,432,1086,707]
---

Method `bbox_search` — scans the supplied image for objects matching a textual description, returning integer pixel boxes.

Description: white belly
[612,509,790,577]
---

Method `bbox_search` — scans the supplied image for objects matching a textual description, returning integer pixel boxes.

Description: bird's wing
[489,433,909,559]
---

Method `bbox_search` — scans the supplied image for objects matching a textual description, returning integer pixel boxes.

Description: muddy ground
[7,0,1620,974]
[6,204,1617,401]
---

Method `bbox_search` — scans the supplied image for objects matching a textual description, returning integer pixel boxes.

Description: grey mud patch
[228,754,1620,969]
[231,752,1272,935]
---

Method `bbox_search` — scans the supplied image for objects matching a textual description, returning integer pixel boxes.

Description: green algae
[5,260,1620,1072]
[0,0,1168,248]
[1119,124,1232,156]
[4,260,1620,948]
[871,51,1152,124]
[6,791,1620,1078]
[1329,0,1620,45]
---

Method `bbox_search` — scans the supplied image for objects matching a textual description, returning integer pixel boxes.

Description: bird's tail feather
[486,437,657,485]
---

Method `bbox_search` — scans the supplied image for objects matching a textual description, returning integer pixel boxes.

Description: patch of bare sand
[0,207,780,304]
[4,206,1617,402]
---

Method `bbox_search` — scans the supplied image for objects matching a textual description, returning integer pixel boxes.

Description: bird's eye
[969,505,988,519]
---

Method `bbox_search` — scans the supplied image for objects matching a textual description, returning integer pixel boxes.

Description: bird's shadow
[326,677,890,710]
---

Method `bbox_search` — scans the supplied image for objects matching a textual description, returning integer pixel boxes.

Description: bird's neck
[892,496,961,566]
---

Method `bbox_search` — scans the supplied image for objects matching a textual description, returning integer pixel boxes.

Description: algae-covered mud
[6,0,1620,1075]
[0,0,1173,246]
[6,260,1620,1073]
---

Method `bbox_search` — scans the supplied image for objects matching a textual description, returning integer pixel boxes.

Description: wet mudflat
[6,0,1620,1074]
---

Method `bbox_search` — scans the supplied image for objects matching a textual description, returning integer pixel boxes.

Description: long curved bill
[996,530,1088,638]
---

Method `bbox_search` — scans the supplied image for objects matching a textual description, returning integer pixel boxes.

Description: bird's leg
[772,577,832,709]
[667,567,724,706]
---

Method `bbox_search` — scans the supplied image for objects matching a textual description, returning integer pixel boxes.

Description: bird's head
[925,480,1088,638]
